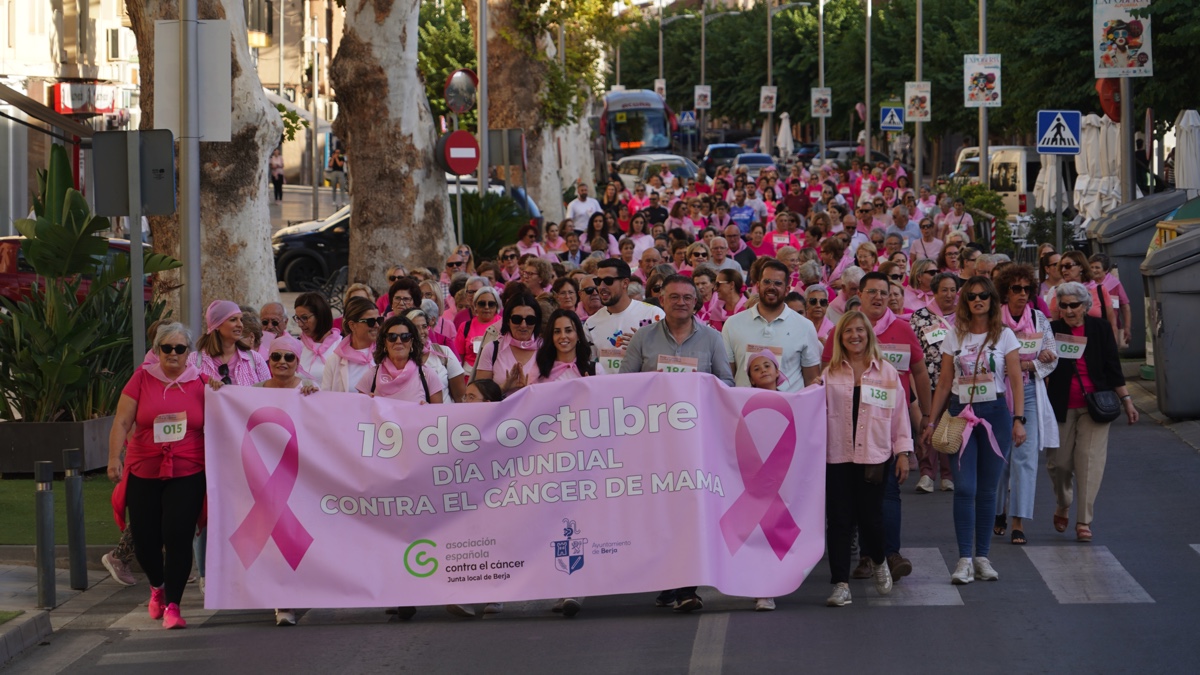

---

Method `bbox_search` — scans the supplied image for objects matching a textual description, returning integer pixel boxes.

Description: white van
[952,146,1043,221]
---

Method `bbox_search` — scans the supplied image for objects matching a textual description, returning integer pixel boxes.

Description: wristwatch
[1013,415,1027,424]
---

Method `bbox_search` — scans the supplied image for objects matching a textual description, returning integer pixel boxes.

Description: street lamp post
[699,8,739,155]
[915,0,922,185]
[818,0,825,160]
[865,0,872,165]
[765,2,809,159]
[978,0,988,188]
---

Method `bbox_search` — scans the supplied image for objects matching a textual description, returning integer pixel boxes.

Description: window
[990,152,1019,193]
[28,0,47,35]
[1025,161,1041,193]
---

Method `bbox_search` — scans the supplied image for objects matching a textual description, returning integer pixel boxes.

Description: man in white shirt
[743,183,768,224]
[584,259,665,372]
[565,182,602,234]
[708,236,744,275]
[722,260,822,391]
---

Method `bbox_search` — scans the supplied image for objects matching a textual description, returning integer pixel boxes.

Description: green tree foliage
[419,0,478,130]
[450,191,529,261]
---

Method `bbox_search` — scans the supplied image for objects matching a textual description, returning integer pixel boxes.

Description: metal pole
[478,1,489,182]
[914,0,923,186]
[615,45,620,87]
[64,449,87,591]
[128,131,145,363]
[1120,77,1134,203]
[765,2,773,159]
[864,0,871,163]
[700,1,706,152]
[1056,154,1064,253]
[451,113,463,244]
[558,1,565,69]
[658,2,664,81]
[978,0,989,190]
[35,461,55,609]
[180,0,201,334]
[278,0,285,96]
[310,15,320,220]
[818,0,825,160]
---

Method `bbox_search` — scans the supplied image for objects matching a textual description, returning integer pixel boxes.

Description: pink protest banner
[203,372,827,609]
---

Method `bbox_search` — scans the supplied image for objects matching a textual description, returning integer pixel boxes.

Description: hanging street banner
[760,86,778,114]
[694,85,712,111]
[905,82,931,122]
[964,54,1002,108]
[202,374,828,609]
[1094,0,1152,78]
[811,88,831,119]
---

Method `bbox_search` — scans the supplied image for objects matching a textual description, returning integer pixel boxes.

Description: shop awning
[0,83,96,141]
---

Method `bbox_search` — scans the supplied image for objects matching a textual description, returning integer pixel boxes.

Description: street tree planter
[0,417,114,473]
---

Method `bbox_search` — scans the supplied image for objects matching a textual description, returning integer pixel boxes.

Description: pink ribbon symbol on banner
[228,407,313,571]
[719,393,801,560]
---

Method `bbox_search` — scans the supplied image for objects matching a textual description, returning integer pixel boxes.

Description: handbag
[931,340,986,455]
[1076,363,1121,423]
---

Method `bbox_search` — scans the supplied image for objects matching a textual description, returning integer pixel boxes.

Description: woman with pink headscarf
[188,300,270,385]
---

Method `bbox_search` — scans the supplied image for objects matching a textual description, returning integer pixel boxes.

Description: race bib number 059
[1055,334,1086,360]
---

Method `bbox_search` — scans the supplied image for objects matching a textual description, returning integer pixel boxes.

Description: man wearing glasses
[565,181,602,234]
[442,254,465,295]
[259,302,288,339]
[584,260,664,372]
[723,260,821,392]
[719,225,755,274]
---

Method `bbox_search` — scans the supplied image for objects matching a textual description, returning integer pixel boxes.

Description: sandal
[1053,510,1069,533]
[1076,524,1093,543]
[993,514,1007,537]
[1010,529,1026,545]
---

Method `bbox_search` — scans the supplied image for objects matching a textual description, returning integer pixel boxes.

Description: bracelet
[1120,395,1131,401]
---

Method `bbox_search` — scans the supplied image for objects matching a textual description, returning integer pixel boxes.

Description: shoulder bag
[931,340,985,455]
[1076,360,1120,424]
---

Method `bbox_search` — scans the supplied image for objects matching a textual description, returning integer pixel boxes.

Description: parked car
[614,153,701,192]
[793,140,855,167]
[738,137,761,153]
[730,153,775,179]
[810,147,901,173]
[701,143,744,175]
[949,146,1068,221]
[273,181,542,292]
[0,236,153,304]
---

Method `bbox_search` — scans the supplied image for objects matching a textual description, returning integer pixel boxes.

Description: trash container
[1088,190,1189,357]
[1141,227,1200,419]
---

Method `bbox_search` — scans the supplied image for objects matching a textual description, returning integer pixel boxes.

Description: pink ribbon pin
[719,393,802,560]
[228,407,313,571]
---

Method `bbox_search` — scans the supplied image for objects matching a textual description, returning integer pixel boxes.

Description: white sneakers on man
[951,557,974,584]
[874,558,893,595]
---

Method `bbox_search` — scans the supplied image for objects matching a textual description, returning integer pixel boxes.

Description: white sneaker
[826,583,852,607]
[274,609,296,626]
[874,558,893,595]
[754,597,776,611]
[482,603,503,614]
[974,557,999,581]
[446,604,475,618]
[916,475,935,493]
[951,557,974,585]
[940,479,955,492]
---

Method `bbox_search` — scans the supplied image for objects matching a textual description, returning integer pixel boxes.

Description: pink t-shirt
[356,361,442,402]
[454,315,501,367]
[121,368,207,479]
[1067,325,1092,409]
[475,336,541,383]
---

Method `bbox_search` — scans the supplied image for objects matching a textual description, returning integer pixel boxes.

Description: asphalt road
[6,416,1200,674]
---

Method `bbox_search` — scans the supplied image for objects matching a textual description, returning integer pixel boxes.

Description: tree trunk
[329,0,453,291]
[125,0,281,313]
[464,0,594,224]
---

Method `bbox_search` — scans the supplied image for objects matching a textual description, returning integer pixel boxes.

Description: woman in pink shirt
[542,222,568,255]
[454,286,503,371]
[515,224,549,260]
[471,292,543,394]
[822,310,913,607]
[108,322,220,629]
[497,245,522,284]
[189,300,271,386]
[357,314,443,403]
[293,293,341,383]
[746,223,776,257]
[711,269,747,332]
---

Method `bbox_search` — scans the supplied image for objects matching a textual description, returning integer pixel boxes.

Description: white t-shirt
[565,197,603,232]
[584,300,665,350]
[941,327,1021,395]
[425,345,465,403]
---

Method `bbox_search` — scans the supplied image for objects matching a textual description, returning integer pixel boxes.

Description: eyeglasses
[261,318,282,328]
[385,332,414,343]
[581,287,598,295]
[352,317,382,327]
[862,289,889,298]
[269,352,297,363]
[807,298,829,307]
[294,313,313,324]
[159,343,188,355]
[1009,284,1035,295]
[1060,301,1084,310]
[387,275,404,282]
[446,261,463,268]
[920,223,934,229]
[508,315,538,326]
[759,279,786,288]
[217,363,232,385]
[475,300,498,309]
[965,291,992,302]
[1058,262,1077,270]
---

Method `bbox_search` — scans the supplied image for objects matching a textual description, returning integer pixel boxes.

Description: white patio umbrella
[1074,114,1103,220]
[1099,115,1124,213]
[1033,153,1068,213]
[1174,109,1200,198]
[776,112,795,159]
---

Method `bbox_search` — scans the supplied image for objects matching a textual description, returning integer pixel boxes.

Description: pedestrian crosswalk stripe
[1037,112,1079,149]
[1190,544,1200,558]
[1023,546,1154,604]
[862,548,964,606]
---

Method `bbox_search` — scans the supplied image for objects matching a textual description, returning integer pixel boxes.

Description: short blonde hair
[343,283,375,309]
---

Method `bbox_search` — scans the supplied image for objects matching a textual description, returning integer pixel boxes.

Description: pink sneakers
[163,603,187,629]
[148,586,166,620]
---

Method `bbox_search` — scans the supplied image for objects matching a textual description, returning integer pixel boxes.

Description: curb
[0,610,52,667]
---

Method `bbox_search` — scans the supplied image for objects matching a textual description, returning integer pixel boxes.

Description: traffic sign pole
[452,113,463,245]
[1056,155,1063,253]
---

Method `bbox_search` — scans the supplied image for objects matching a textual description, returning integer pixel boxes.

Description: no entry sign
[437,130,480,176]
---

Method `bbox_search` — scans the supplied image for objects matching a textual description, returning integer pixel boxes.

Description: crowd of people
[103,159,1140,628]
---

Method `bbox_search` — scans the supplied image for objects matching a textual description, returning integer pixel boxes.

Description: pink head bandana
[205,300,242,334]
[748,349,788,387]
[269,334,304,357]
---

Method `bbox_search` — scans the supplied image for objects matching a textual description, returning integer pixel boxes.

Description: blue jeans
[996,380,1040,521]
[948,396,1012,558]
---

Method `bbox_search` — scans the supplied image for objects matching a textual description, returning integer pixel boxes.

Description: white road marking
[687,612,729,675]
[862,547,964,606]
[1024,546,1154,604]
[1190,544,1200,558]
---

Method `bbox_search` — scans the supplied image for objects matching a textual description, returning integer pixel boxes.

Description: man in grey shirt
[619,273,733,613]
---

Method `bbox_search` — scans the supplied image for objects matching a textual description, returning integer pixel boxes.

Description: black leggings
[126,472,206,605]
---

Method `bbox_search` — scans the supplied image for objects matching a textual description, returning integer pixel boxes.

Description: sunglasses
[385,332,414,343]
[691,252,709,259]
[920,224,934,229]
[888,274,903,281]
[650,285,663,294]
[217,363,232,385]
[502,253,519,261]
[508,315,538,326]
[261,319,282,328]
[965,291,992,302]
[387,275,404,282]
[352,317,382,327]
[475,300,498,309]
[1009,284,1035,295]
[597,276,628,286]
[581,287,598,295]
[808,298,829,307]
[1060,301,1084,310]
[269,352,297,363]
[159,343,188,355]
[446,261,464,268]
[921,269,938,276]
[1059,262,1076,270]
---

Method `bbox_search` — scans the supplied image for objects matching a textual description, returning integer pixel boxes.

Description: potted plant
[0,145,180,472]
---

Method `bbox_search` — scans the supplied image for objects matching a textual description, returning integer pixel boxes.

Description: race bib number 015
[153,413,187,444]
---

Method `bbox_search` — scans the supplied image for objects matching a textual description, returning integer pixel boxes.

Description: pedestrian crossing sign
[880,106,904,131]
[679,110,697,127]
[1037,110,1082,155]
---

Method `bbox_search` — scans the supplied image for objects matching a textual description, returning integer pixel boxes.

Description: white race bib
[862,380,897,409]
[1111,295,1120,310]
[956,375,997,402]
[153,413,187,444]
[471,337,483,355]
[923,326,947,345]
[773,234,789,247]
[1017,332,1043,356]
[599,347,625,373]
[880,344,912,371]
[657,355,698,373]
[1055,334,1086,360]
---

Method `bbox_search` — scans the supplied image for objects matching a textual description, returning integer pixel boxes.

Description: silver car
[615,153,700,192]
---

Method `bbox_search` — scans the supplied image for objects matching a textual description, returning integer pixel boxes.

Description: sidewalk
[0,565,107,666]
[1121,362,1200,451]
[270,184,344,231]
